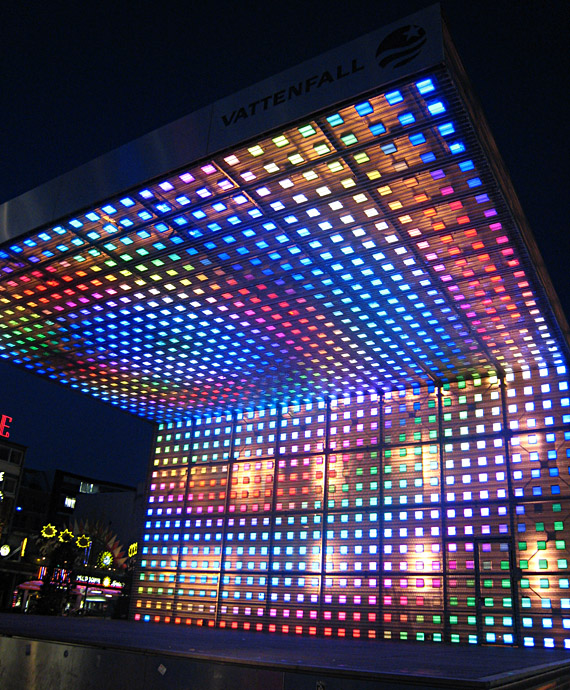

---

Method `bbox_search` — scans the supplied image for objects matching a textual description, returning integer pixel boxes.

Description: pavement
[1,613,570,686]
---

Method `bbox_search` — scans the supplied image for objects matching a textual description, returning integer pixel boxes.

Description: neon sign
[0,415,12,439]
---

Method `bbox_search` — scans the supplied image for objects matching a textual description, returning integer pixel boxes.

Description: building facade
[0,7,568,646]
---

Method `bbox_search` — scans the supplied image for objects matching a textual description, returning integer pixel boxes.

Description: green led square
[340,132,358,146]
[554,521,564,531]
[539,578,550,588]
[298,124,316,137]
[539,559,548,569]
[537,541,546,550]
[558,559,568,568]
[535,522,545,531]
[556,540,566,549]
[519,541,527,550]
[314,142,331,155]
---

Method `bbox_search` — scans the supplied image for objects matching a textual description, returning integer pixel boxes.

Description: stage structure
[0,7,569,648]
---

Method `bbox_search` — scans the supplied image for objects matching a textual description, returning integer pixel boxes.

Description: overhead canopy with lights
[0,6,567,423]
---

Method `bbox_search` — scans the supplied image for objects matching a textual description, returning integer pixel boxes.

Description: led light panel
[1,12,569,649]
[0,69,567,420]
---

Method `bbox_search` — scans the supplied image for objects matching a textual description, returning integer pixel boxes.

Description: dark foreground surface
[1,613,570,689]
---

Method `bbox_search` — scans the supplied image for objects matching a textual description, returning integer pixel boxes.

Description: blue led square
[173,217,188,226]
[327,114,344,127]
[420,152,436,163]
[102,204,117,214]
[398,112,415,126]
[467,177,482,188]
[409,133,426,146]
[381,143,397,155]
[192,210,207,219]
[459,160,475,171]
[427,101,446,115]
[449,141,465,154]
[176,195,191,205]
[138,210,153,220]
[416,78,435,94]
[212,202,227,212]
[120,197,135,207]
[385,90,403,105]
[369,122,386,136]
[438,122,455,136]
[355,101,373,116]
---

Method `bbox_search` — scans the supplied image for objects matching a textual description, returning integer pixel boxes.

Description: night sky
[0,0,567,486]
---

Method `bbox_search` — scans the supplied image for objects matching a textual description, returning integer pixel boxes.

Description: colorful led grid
[324,511,379,573]
[218,572,268,630]
[329,395,380,449]
[0,69,567,422]
[382,575,444,642]
[1,28,569,650]
[267,575,321,635]
[138,373,570,646]
[322,575,379,638]
[229,460,274,513]
[279,402,327,455]
[270,514,322,573]
[383,508,442,575]
[443,443,510,503]
[275,455,325,512]
[382,444,440,506]
[441,376,503,439]
[383,387,438,444]
[327,451,380,510]
[446,540,516,645]
[185,464,228,515]
[234,408,279,459]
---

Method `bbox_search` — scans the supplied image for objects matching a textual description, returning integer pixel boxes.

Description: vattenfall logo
[376,24,426,69]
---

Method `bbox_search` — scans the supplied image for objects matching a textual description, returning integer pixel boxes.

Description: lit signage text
[0,415,12,438]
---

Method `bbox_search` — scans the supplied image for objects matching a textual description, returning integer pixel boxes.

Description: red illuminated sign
[0,415,12,438]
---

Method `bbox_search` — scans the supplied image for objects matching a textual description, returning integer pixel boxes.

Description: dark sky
[0,0,568,485]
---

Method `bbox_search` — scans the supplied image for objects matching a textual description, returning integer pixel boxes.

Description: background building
[0,7,568,647]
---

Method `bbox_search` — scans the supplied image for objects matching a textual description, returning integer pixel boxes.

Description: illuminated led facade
[0,7,568,647]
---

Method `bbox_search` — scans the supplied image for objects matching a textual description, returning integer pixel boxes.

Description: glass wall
[133,366,570,647]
